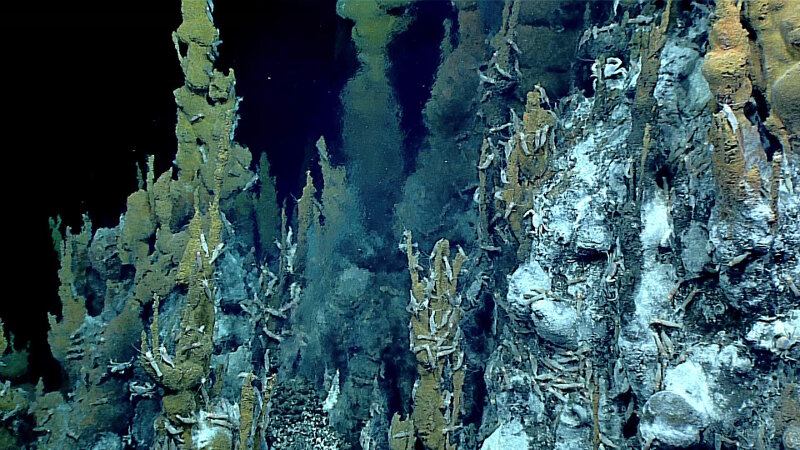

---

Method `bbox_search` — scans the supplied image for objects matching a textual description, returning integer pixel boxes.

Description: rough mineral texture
[2,0,798,449]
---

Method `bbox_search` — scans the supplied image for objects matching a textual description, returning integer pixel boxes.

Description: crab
[773,320,799,359]
[129,381,156,401]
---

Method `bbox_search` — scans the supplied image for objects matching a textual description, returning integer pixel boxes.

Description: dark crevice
[575,59,596,98]
[382,344,414,425]
[460,293,494,429]
[120,264,136,282]
[679,0,694,13]
[387,0,455,173]
[85,271,104,317]
[178,40,188,59]
[655,163,676,191]
[449,13,460,51]
[740,5,759,42]
[385,5,410,16]
[622,406,639,438]
[139,299,155,327]
[745,89,782,161]
[146,231,157,255]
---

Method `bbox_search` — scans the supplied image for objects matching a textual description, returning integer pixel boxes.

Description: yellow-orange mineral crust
[703,0,752,107]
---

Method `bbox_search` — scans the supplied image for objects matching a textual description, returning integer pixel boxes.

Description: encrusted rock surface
[1,0,798,449]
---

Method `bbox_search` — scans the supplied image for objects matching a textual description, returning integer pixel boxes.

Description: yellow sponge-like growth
[389,413,415,450]
[497,90,554,260]
[0,320,6,357]
[405,234,467,450]
[772,63,800,138]
[702,0,752,107]
[47,219,91,368]
[239,374,256,449]
[746,0,800,141]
